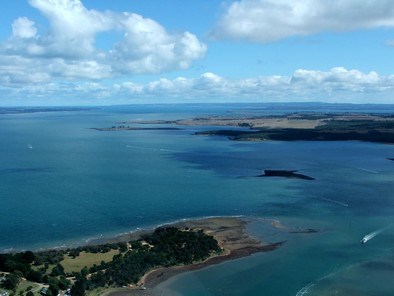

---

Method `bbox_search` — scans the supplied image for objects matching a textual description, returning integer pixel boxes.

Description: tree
[58,276,71,290]
[71,279,86,296]
[2,273,20,290]
[47,277,62,296]
[50,263,65,276]
[26,269,44,283]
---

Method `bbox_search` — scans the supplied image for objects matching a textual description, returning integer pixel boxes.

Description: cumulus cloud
[213,0,394,43]
[118,67,394,101]
[2,67,393,104]
[12,17,37,38]
[109,14,206,74]
[0,0,206,84]
[110,67,394,103]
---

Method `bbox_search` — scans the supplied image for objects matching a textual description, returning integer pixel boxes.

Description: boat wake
[320,197,349,207]
[360,224,393,244]
[295,269,339,296]
[358,168,379,174]
[296,281,316,296]
[126,145,180,152]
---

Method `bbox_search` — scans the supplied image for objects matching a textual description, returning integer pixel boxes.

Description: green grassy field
[1,279,44,296]
[60,250,120,274]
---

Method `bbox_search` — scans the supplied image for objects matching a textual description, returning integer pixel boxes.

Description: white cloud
[0,0,206,84]
[12,17,37,38]
[213,0,394,43]
[290,67,382,91]
[109,14,206,74]
[26,0,115,58]
[1,65,393,104]
[110,68,394,103]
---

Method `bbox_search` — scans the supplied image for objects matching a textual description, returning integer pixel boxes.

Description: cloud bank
[0,0,206,85]
[2,67,393,105]
[213,0,394,43]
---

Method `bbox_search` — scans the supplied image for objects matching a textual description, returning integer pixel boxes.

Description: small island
[258,170,315,180]
[0,217,283,296]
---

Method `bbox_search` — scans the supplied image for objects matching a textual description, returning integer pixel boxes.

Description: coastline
[1,216,284,296]
[105,217,284,296]
[112,113,394,144]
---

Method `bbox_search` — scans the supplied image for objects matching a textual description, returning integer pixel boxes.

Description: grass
[86,287,127,296]
[1,279,45,296]
[60,250,119,274]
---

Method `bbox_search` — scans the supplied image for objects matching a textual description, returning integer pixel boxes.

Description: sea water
[1,104,394,295]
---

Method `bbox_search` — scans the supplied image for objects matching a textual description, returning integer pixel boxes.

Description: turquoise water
[1,104,394,295]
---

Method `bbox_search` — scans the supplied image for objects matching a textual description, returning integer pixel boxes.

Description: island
[0,217,284,296]
[108,112,394,144]
[258,170,315,180]
[190,113,394,144]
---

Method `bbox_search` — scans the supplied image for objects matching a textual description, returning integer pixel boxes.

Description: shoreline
[113,113,394,144]
[142,242,284,290]
[87,215,247,246]
[1,216,285,296]
[106,216,285,296]
[0,215,243,253]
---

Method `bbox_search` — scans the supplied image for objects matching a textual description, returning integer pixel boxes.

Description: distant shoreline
[94,112,394,144]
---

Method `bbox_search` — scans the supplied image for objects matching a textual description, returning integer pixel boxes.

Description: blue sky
[1,0,394,106]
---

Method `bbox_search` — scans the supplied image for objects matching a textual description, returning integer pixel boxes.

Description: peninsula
[110,112,394,144]
[0,217,283,296]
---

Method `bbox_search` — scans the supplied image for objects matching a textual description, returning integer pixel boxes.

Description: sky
[1,0,394,106]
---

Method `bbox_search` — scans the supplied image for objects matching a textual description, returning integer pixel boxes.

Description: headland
[102,112,394,144]
[0,217,284,296]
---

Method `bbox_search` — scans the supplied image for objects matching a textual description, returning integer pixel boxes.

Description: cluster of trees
[196,115,394,144]
[0,251,70,295]
[73,227,221,292]
[1,227,220,296]
[67,242,127,258]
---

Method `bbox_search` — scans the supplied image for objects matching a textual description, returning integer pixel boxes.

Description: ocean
[1,103,394,295]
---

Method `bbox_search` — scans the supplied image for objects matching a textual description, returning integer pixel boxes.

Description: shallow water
[1,104,394,295]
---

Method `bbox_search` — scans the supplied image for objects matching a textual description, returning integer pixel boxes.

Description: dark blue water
[1,104,394,295]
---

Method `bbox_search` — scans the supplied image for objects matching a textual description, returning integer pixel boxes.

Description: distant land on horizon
[2,102,394,114]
